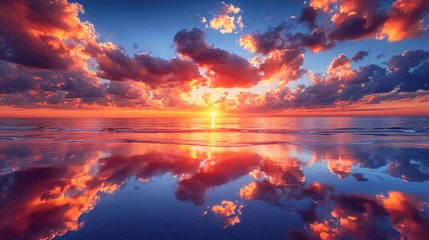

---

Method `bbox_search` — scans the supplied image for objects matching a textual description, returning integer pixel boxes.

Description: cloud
[0,0,429,113]
[239,0,429,57]
[238,21,292,55]
[229,49,429,112]
[259,49,307,83]
[202,93,211,105]
[210,14,236,34]
[309,0,337,12]
[376,53,385,59]
[132,43,139,49]
[327,54,352,75]
[236,15,244,30]
[381,0,429,42]
[174,28,261,88]
[0,0,96,71]
[298,6,318,28]
[351,51,369,62]
[239,22,336,54]
[88,42,205,91]
[328,0,387,41]
[208,2,242,34]
[308,0,429,42]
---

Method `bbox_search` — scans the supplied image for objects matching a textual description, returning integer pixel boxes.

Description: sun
[211,112,216,117]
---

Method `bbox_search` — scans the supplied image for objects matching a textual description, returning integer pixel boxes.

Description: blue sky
[75,0,429,88]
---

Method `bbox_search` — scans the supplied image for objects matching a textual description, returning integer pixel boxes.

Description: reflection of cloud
[351,173,368,182]
[240,181,334,205]
[0,150,204,239]
[175,152,264,205]
[304,192,429,240]
[388,159,429,182]
[307,145,429,183]
[1,143,428,239]
[175,151,307,205]
[0,165,100,240]
[210,200,244,228]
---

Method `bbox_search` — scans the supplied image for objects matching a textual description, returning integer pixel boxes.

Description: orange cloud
[310,0,337,12]
[381,0,429,41]
[208,2,242,34]
[239,34,258,53]
[0,0,97,71]
[210,15,236,34]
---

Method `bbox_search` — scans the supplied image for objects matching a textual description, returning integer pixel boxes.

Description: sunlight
[211,111,216,129]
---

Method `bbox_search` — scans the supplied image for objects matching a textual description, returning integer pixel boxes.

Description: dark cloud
[0,61,106,102]
[174,28,262,88]
[351,51,369,62]
[298,6,318,28]
[287,30,336,52]
[234,49,429,111]
[88,43,205,91]
[286,229,312,240]
[0,0,95,70]
[376,53,385,59]
[240,0,429,57]
[239,22,335,54]
[328,13,387,41]
[239,23,288,55]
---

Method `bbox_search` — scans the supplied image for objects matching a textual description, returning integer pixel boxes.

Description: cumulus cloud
[224,49,429,112]
[208,2,243,34]
[174,28,261,88]
[239,21,336,54]
[259,49,307,83]
[381,0,429,42]
[315,0,429,42]
[90,44,205,91]
[0,0,96,70]
[240,0,429,57]
[298,6,319,28]
[0,0,429,113]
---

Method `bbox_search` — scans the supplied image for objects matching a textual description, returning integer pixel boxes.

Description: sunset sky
[1,0,429,117]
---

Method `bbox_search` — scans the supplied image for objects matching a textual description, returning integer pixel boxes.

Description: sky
[1,0,429,117]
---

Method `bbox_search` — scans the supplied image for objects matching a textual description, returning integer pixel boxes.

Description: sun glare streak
[211,112,216,129]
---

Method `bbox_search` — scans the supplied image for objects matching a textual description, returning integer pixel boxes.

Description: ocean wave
[1,136,428,147]
[0,126,425,134]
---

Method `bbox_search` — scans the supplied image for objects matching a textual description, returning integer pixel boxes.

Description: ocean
[0,116,428,239]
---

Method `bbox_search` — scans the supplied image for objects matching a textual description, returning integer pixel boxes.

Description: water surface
[0,117,428,239]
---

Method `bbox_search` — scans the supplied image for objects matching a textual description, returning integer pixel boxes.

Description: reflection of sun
[211,112,216,129]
